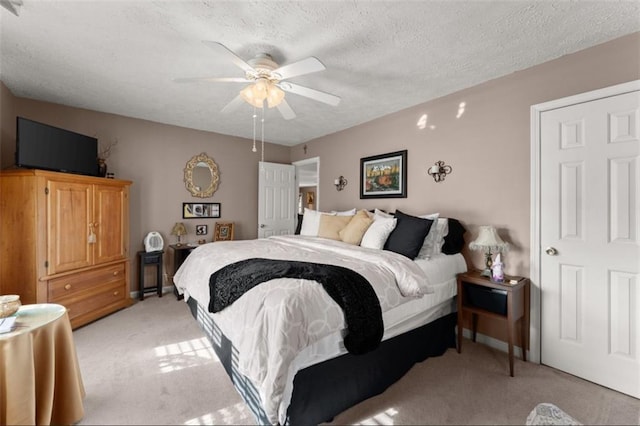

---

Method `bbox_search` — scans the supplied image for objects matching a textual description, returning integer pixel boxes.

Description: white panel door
[258,161,295,238]
[540,90,640,398]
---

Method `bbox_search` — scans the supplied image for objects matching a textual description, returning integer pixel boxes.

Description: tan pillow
[339,210,374,245]
[318,214,353,240]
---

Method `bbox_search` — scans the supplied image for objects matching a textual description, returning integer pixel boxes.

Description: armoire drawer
[48,263,126,301]
[63,281,127,322]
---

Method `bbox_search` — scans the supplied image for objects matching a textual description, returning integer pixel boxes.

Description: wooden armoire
[0,169,132,328]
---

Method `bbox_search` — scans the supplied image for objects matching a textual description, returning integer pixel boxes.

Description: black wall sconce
[334,176,348,191]
[427,161,452,182]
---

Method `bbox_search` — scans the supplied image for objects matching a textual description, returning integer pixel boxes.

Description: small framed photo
[183,202,221,219]
[360,150,408,199]
[214,222,235,242]
[195,224,208,236]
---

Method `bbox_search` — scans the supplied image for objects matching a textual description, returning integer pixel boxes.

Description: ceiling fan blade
[276,99,296,120]
[202,41,255,74]
[173,77,250,83]
[279,82,341,107]
[272,57,326,80]
[221,94,246,114]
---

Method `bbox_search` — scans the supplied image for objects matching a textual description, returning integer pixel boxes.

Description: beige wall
[1,32,638,294]
[292,32,640,278]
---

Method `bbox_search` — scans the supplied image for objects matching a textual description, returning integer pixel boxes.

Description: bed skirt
[187,297,456,425]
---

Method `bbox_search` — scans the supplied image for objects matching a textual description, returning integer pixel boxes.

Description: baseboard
[460,328,531,362]
[129,285,175,300]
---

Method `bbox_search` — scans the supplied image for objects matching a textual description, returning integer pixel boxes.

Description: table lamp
[171,222,187,246]
[469,225,509,277]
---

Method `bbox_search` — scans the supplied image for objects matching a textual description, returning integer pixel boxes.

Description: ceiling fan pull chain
[261,107,265,163]
[252,106,257,152]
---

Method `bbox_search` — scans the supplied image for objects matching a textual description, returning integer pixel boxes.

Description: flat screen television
[16,117,99,176]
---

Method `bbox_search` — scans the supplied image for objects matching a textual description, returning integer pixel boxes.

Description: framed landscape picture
[360,150,407,199]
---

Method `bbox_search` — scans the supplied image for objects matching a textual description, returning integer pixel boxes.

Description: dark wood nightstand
[169,244,195,300]
[456,270,530,376]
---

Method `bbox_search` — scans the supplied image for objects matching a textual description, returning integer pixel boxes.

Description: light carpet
[73,295,640,425]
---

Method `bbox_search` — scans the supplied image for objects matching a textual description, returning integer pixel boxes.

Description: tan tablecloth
[0,304,85,425]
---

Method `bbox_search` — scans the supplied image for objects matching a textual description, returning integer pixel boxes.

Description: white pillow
[331,208,357,216]
[374,208,393,218]
[300,208,337,236]
[416,213,439,258]
[420,213,439,221]
[435,218,449,248]
[417,217,449,259]
[360,217,397,249]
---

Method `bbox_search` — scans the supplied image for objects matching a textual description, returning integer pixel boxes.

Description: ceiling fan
[174,41,341,120]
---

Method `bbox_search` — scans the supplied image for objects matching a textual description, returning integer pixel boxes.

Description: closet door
[47,179,93,274]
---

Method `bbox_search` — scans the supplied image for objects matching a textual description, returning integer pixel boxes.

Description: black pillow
[442,218,466,254]
[294,214,303,235]
[384,210,434,259]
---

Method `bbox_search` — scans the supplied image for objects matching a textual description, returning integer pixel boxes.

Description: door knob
[545,247,558,256]
[260,224,266,228]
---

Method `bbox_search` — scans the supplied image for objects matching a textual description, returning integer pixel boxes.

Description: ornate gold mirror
[184,152,220,198]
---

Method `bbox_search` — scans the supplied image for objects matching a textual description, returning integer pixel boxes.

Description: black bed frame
[187,297,456,425]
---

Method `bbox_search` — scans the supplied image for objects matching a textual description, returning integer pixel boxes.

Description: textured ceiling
[1,1,639,146]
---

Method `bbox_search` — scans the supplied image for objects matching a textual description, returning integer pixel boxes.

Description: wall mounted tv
[16,117,99,176]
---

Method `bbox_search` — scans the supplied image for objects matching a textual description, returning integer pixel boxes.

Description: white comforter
[173,235,437,424]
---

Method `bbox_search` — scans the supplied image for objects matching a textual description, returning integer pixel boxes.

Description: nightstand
[456,270,530,376]
[169,244,195,300]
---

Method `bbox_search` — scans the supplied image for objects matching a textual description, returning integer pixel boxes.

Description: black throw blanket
[208,258,383,355]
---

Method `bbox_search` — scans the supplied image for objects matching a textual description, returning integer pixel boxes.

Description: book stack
[505,275,525,285]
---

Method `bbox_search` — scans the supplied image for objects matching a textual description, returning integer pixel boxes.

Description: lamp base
[483,251,493,277]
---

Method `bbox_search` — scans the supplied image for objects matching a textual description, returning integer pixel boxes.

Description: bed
[174,210,467,425]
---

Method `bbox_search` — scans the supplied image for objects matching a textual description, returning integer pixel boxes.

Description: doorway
[293,157,320,214]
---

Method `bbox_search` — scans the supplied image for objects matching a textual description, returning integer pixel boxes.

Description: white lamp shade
[469,225,509,252]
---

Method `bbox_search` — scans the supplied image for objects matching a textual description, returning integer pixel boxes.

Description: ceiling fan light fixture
[266,85,285,108]
[240,83,264,108]
[240,78,285,109]
[254,78,269,96]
